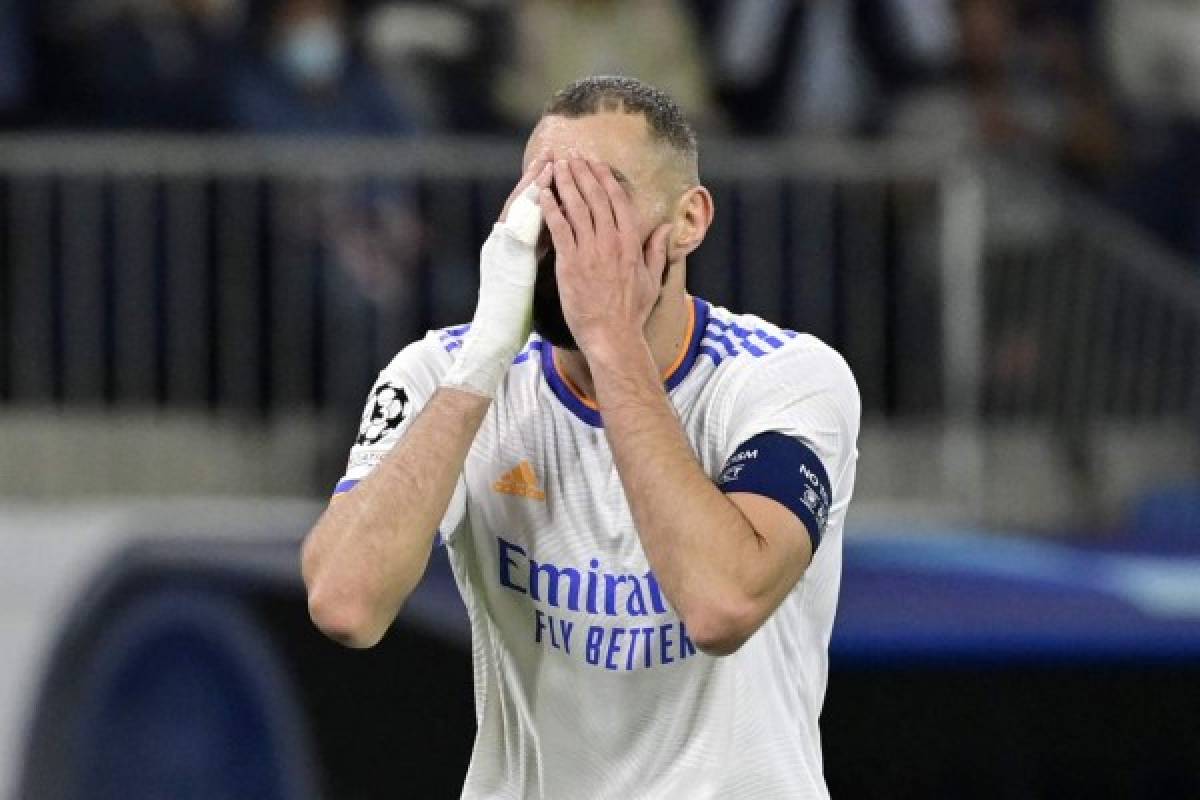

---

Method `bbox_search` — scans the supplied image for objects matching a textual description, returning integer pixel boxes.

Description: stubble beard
[530,232,672,353]
[531,244,580,352]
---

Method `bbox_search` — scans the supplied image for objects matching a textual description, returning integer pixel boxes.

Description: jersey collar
[540,296,710,427]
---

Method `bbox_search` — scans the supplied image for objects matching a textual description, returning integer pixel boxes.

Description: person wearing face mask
[273,6,346,93]
[229,0,416,134]
[229,0,424,445]
[39,0,243,128]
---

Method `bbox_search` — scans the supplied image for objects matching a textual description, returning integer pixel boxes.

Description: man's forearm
[587,337,766,650]
[303,387,489,647]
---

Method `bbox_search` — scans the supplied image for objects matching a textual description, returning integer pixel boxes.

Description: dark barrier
[19,529,1200,799]
[243,550,475,800]
[824,665,1200,799]
[19,537,475,800]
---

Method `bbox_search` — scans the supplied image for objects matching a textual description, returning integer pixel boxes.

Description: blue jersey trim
[540,342,605,426]
[540,296,710,427]
[440,327,549,365]
[718,432,832,551]
[698,315,798,366]
[512,338,548,365]
[333,478,359,496]
[438,324,470,354]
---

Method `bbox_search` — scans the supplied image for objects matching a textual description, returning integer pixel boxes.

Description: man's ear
[670,186,715,260]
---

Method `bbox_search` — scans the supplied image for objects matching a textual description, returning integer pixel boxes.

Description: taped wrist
[441,188,542,397]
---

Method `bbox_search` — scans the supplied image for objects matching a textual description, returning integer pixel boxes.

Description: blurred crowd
[2,0,1200,258]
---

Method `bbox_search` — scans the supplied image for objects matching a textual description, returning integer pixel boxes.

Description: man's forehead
[523,113,652,183]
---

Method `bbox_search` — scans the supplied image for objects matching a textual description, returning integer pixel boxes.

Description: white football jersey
[336,297,861,799]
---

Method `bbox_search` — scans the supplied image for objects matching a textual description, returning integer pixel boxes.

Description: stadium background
[2,0,1199,797]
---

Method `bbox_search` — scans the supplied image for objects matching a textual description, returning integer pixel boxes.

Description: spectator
[1104,0,1200,258]
[229,0,440,475]
[229,0,424,299]
[711,0,870,134]
[0,0,34,124]
[41,0,243,129]
[363,1,509,132]
[886,0,1121,231]
[707,0,955,135]
[229,0,414,135]
[495,0,719,130]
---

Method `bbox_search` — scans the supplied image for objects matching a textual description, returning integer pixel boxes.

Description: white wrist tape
[441,186,543,397]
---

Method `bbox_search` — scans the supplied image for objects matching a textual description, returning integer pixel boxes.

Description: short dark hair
[543,76,698,178]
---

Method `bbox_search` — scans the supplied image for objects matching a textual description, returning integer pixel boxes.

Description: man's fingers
[503,173,549,246]
[553,159,594,248]
[534,162,554,191]
[573,159,617,239]
[539,187,575,253]
[500,151,552,223]
[596,163,636,237]
[525,148,552,180]
[644,223,673,285]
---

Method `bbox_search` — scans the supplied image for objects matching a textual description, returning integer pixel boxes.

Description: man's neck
[554,287,692,402]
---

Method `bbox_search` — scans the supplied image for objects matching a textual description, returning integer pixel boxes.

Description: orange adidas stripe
[554,297,696,409]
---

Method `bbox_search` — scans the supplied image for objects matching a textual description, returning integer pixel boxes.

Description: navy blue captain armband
[717,432,833,550]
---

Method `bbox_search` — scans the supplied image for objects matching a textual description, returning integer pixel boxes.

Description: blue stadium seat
[23,584,319,800]
[1127,483,1200,551]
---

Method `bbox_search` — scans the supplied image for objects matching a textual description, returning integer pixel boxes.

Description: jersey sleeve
[715,339,860,551]
[334,331,468,541]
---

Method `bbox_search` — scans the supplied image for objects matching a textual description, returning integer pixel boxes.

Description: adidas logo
[493,460,545,501]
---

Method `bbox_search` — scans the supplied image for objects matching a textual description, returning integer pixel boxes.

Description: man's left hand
[538,155,673,357]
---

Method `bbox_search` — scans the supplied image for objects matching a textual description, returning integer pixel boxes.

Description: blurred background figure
[704,0,957,135]
[495,0,719,129]
[37,0,245,129]
[0,0,34,125]
[2,1,1200,798]
[362,0,508,131]
[230,0,413,136]
[231,0,426,381]
[707,0,877,134]
[1105,0,1200,259]
[888,0,1121,170]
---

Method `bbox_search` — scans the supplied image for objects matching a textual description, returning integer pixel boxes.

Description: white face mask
[276,18,346,88]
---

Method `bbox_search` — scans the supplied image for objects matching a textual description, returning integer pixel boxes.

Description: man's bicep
[435,470,469,545]
[716,341,860,544]
[725,491,814,581]
[716,431,833,557]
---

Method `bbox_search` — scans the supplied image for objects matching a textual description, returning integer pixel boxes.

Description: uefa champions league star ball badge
[356,382,410,446]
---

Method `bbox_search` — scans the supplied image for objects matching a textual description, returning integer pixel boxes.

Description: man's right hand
[500,150,554,224]
[440,154,554,398]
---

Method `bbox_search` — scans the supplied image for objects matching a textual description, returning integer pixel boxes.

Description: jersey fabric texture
[336,296,861,800]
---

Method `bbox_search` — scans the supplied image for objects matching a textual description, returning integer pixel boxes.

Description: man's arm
[540,157,814,655]
[303,153,552,648]
[303,388,488,648]
[587,338,813,656]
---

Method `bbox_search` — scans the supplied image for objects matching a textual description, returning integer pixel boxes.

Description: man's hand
[441,153,554,397]
[538,155,673,358]
[501,149,553,224]
[539,154,817,656]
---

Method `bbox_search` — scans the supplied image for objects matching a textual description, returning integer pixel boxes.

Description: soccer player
[302,76,860,799]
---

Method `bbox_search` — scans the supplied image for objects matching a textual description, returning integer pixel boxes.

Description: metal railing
[982,163,1200,425]
[0,134,975,421]
[4,134,1198,524]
